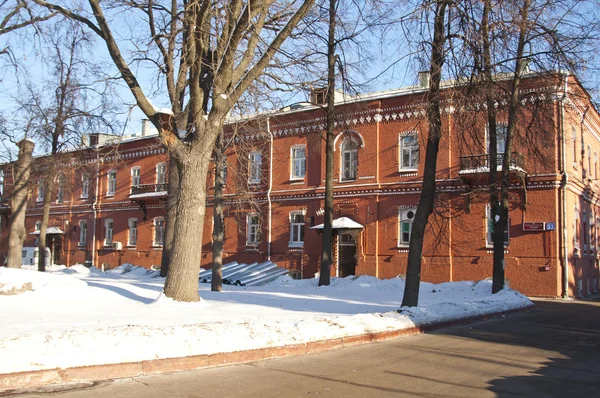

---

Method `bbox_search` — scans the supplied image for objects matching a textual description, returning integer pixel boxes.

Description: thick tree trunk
[160,156,179,278]
[7,140,35,269]
[38,165,56,272]
[401,0,447,308]
[318,0,337,287]
[163,153,210,302]
[211,133,225,292]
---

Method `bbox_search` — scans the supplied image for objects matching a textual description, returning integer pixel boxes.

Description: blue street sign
[545,222,556,231]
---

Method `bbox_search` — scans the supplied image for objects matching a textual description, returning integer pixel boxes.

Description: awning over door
[310,216,364,230]
[31,226,64,235]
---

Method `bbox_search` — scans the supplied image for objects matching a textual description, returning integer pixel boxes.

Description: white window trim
[246,212,260,246]
[398,207,417,247]
[153,217,165,247]
[485,123,508,155]
[56,175,66,204]
[289,210,306,247]
[290,145,306,180]
[156,163,167,185]
[37,180,45,202]
[107,169,117,197]
[128,217,138,246]
[131,166,141,188]
[35,220,41,232]
[104,218,114,246]
[486,205,510,248]
[399,132,419,171]
[79,220,87,246]
[340,139,359,181]
[248,152,262,184]
[81,173,90,199]
[574,207,580,250]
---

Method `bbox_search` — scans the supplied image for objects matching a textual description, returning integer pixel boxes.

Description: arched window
[341,139,359,181]
[81,173,90,199]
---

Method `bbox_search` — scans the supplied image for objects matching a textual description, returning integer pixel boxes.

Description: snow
[128,191,168,199]
[311,216,364,230]
[0,264,531,374]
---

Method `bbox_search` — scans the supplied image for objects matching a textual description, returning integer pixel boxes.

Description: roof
[310,217,364,230]
[31,226,64,235]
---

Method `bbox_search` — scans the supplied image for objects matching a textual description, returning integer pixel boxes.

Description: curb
[0,304,533,393]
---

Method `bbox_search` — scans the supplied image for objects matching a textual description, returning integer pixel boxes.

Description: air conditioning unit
[112,241,123,251]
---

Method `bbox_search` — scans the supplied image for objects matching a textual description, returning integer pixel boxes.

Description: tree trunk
[7,139,35,269]
[38,164,56,272]
[401,0,448,308]
[162,153,210,302]
[160,156,179,278]
[318,0,337,287]
[211,132,225,292]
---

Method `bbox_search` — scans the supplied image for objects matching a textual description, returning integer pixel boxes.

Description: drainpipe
[91,151,100,268]
[267,118,273,261]
[560,72,569,298]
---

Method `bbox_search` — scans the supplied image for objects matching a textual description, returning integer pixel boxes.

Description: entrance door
[338,233,357,277]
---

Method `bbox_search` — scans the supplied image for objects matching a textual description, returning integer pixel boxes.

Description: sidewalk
[0,304,533,393]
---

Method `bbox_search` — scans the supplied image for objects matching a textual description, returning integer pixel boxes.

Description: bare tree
[401,0,450,307]
[6,138,34,268]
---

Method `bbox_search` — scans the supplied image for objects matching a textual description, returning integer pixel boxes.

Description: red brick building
[1,72,599,298]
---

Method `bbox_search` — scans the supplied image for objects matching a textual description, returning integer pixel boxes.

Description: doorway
[338,233,357,277]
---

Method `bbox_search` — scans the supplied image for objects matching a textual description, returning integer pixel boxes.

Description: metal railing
[459,152,525,172]
[130,183,168,195]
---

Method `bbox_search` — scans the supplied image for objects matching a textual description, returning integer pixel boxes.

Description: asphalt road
[9,299,600,398]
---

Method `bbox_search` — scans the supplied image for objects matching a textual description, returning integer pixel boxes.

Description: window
[79,220,87,246]
[341,139,358,180]
[289,211,305,246]
[81,173,90,198]
[572,126,577,163]
[154,217,165,246]
[400,133,419,170]
[583,211,588,249]
[486,205,510,247]
[107,170,117,196]
[591,212,595,252]
[246,213,260,246]
[588,145,592,177]
[398,207,416,246]
[128,218,138,246]
[0,170,4,197]
[595,152,598,179]
[596,217,600,249]
[104,219,114,245]
[37,179,45,202]
[56,175,65,204]
[156,163,167,186]
[574,208,579,249]
[131,167,141,188]
[35,220,41,231]
[291,146,306,179]
[248,152,262,183]
[487,124,507,154]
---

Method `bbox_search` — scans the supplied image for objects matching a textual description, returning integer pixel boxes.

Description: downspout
[267,118,273,261]
[91,151,100,268]
[560,72,569,298]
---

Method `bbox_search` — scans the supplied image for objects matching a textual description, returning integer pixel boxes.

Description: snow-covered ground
[0,264,531,374]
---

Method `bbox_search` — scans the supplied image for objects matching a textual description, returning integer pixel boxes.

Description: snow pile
[0,265,531,374]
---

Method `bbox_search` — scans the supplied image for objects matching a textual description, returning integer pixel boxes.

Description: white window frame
[583,211,588,250]
[486,124,508,155]
[37,179,45,202]
[246,212,260,246]
[107,170,117,196]
[79,220,87,246]
[290,146,306,180]
[572,126,577,163]
[56,174,65,204]
[399,132,419,171]
[128,217,138,246]
[248,152,262,184]
[131,166,141,188]
[156,163,167,186]
[486,205,510,247]
[574,207,579,249]
[341,139,358,181]
[104,218,114,246]
[289,210,306,247]
[398,207,417,247]
[154,217,165,246]
[81,173,90,199]
[35,220,41,231]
